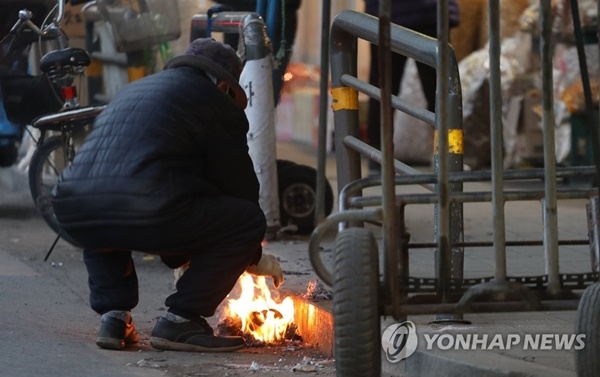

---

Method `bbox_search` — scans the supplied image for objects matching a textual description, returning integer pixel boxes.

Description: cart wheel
[575,282,600,377]
[277,163,334,235]
[333,227,381,377]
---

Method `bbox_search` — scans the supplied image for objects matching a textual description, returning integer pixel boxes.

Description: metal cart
[309,1,600,376]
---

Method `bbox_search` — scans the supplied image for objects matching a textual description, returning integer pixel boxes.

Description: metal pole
[330,16,362,208]
[488,0,507,281]
[429,0,468,324]
[378,0,401,317]
[540,0,561,295]
[315,0,331,225]
[435,0,451,303]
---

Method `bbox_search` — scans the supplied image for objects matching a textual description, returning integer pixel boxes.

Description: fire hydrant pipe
[241,56,279,229]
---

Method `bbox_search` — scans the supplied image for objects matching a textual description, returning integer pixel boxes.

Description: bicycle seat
[40,47,91,74]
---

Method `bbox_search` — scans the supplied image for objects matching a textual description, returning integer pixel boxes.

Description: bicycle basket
[96,0,181,53]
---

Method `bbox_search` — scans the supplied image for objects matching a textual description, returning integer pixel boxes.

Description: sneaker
[96,310,139,350]
[150,314,245,352]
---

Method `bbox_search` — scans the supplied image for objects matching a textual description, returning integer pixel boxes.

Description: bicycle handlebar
[56,0,66,25]
[9,0,68,37]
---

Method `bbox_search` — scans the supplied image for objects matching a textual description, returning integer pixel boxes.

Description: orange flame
[224,272,294,343]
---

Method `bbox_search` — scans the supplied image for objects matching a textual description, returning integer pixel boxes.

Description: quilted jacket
[51,64,258,229]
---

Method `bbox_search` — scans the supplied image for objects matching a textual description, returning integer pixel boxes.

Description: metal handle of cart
[310,9,465,318]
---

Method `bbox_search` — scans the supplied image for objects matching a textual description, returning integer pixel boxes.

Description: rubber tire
[333,228,381,377]
[575,282,600,377]
[28,136,81,248]
[276,158,297,172]
[277,163,334,235]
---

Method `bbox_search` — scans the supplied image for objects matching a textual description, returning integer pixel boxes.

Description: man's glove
[173,262,190,286]
[246,253,284,288]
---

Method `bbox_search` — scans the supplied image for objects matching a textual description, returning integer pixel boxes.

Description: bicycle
[0,0,104,249]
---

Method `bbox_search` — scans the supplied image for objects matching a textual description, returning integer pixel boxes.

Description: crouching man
[51,38,283,353]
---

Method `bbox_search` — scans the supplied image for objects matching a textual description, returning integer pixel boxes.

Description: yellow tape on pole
[331,87,359,111]
[434,129,464,155]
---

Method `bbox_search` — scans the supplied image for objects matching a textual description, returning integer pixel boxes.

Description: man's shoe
[150,314,245,352]
[96,310,139,350]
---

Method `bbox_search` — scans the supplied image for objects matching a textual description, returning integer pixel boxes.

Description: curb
[291,296,334,357]
[387,347,577,377]
[289,298,577,376]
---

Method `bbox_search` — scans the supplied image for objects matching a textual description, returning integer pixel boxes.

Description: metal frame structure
[309,0,600,374]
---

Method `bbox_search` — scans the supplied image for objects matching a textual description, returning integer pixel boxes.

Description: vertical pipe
[398,203,410,320]
[315,0,331,225]
[435,0,451,302]
[540,0,561,295]
[378,0,400,315]
[433,0,467,324]
[256,0,267,18]
[240,13,280,234]
[488,0,507,281]
[265,0,278,42]
[447,92,466,294]
[330,30,361,214]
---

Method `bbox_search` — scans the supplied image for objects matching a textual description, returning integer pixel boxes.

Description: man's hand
[246,253,284,288]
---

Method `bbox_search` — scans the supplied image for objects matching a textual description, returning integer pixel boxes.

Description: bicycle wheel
[28,135,81,248]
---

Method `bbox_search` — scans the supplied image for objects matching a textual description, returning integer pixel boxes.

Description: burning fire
[223,272,295,343]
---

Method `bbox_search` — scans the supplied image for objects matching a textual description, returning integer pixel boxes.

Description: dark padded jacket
[51,64,259,229]
[364,0,459,29]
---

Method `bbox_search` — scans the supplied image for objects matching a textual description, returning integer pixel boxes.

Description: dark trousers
[71,196,266,320]
[367,26,438,161]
